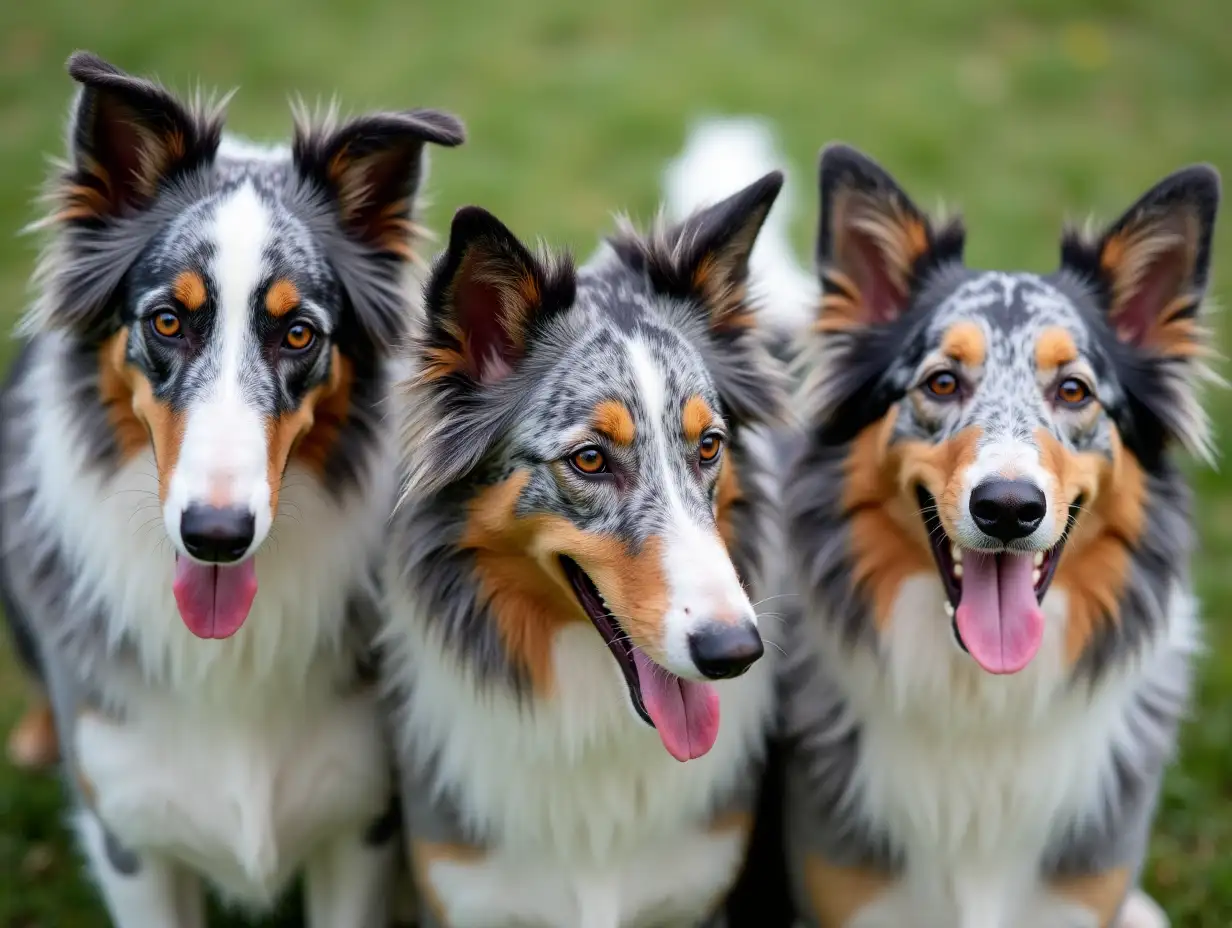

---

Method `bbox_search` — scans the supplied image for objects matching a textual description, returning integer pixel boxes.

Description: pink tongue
[631,649,720,762]
[172,557,258,640]
[954,551,1044,674]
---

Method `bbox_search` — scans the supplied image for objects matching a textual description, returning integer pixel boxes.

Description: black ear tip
[449,205,508,245]
[754,169,785,199]
[66,50,120,83]
[1182,163,1221,203]
[408,109,467,148]
[818,142,875,176]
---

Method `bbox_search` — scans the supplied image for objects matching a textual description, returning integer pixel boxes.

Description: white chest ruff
[77,675,390,907]
[25,368,398,906]
[390,618,775,928]
[826,575,1195,927]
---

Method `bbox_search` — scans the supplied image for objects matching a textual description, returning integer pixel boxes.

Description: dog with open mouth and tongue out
[759,136,1218,928]
[382,168,791,927]
[0,51,464,927]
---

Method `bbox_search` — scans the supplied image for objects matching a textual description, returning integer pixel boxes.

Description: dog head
[398,173,787,760]
[792,143,1219,677]
[30,52,463,638]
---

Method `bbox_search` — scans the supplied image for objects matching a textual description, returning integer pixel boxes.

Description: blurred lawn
[0,0,1229,925]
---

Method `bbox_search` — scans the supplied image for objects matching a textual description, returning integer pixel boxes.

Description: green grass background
[0,0,1229,925]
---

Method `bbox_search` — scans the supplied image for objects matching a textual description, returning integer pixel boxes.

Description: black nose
[969,479,1046,542]
[688,621,764,680]
[179,505,255,564]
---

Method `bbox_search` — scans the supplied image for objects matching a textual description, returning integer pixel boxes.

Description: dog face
[32,52,463,638]
[399,174,787,760]
[792,144,1219,676]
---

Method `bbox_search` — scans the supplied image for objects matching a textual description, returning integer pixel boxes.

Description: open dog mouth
[916,488,1080,675]
[559,556,720,762]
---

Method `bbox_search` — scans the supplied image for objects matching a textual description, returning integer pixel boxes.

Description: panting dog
[0,52,462,925]
[381,173,791,926]
[775,144,1219,926]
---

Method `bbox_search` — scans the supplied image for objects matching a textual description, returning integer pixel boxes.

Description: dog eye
[570,447,608,476]
[1056,377,1092,407]
[283,322,316,352]
[924,371,960,398]
[150,310,182,340]
[698,433,724,464]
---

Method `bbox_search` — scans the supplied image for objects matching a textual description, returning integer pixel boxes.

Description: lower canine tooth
[1034,551,1044,567]
[1032,568,1041,585]
[944,602,954,618]
[953,563,963,578]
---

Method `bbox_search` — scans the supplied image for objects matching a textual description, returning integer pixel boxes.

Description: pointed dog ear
[60,50,223,224]
[293,108,464,258]
[611,171,784,335]
[815,143,964,331]
[1062,164,1220,358]
[420,206,576,386]
[1060,164,1221,463]
[292,107,465,347]
[604,172,790,427]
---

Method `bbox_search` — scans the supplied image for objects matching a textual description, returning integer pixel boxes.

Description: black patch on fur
[103,827,142,876]
[724,737,795,927]
[363,793,403,847]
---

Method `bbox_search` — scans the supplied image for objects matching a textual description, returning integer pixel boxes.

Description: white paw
[1117,888,1169,928]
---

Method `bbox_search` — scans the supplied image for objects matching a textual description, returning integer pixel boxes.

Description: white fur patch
[625,335,755,677]
[384,608,775,927]
[165,183,275,555]
[813,572,1197,926]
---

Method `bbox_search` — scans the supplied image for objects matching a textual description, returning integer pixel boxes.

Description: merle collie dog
[381,173,791,927]
[777,144,1218,927]
[0,52,462,926]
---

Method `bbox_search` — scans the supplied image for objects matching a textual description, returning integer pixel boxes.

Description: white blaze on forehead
[163,182,277,557]
[625,336,753,678]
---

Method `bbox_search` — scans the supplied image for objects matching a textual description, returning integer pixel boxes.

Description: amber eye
[283,322,315,351]
[151,311,182,339]
[570,446,607,475]
[698,433,724,464]
[1056,377,1091,407]
[925,370,959,398]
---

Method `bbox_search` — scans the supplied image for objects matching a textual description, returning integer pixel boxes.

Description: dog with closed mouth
[381,171,790,926]
[773,143,1219,927]
[0,52,462,925]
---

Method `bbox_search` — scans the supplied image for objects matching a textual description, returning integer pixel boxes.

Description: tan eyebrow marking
[682,395,716,444]
[1035,326,1078,371]
[265,279,301,318]
[171,271,207,311]
[592,400,635,445]
[940,321,985,367]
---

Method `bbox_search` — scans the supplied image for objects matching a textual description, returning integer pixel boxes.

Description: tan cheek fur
[1050,867,1131,928]
[1037,428,1146,665]
[461,472,673,694]
[98,328,185,503]
[803,855,895,928]
[842,412,980,631]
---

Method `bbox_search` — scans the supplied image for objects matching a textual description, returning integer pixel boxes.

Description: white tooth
[1032,569,1041,585]
[944,602,954,618]
[1034,551,1044,567]
[953,563,963,578]
[951,544,963,563]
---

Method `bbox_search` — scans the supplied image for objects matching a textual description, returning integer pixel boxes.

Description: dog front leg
[76,807,205,928]
[303,803,400,928]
